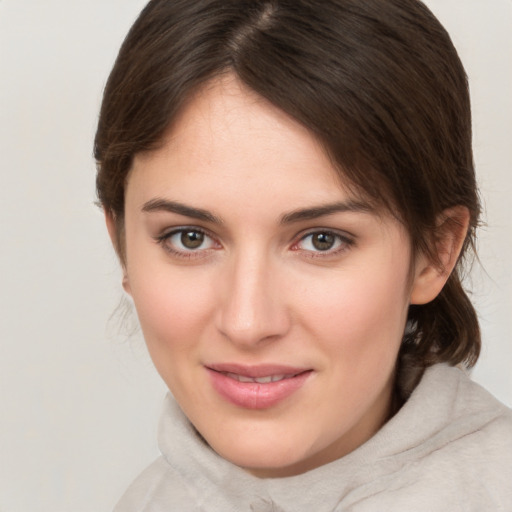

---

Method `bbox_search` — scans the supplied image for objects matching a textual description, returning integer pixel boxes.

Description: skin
[109,75,465,478]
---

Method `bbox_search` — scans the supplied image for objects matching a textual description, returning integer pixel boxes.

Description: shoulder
[341,365,512,511]
[426,364,512,440]
[388,364,512,510]
[412,364,512,468]
[437,366,512,502]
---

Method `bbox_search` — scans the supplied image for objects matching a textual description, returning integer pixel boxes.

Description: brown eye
[311,232,336,251]
[296,231,351,255]
[181,230,205,249]
[161,229,216,254]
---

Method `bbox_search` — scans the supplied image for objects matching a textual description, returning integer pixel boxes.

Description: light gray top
[114,364,512,511]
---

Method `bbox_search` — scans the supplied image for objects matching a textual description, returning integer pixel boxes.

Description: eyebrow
[142,198,224,225]
[280,200,374,224]
[141,198,373,225]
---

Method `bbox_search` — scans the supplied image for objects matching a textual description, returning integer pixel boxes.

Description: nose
[215,250,291,348]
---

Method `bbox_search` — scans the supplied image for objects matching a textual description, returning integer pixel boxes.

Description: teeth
[225,372,289,383]
[237,374,256,383]
[255,376,273,384]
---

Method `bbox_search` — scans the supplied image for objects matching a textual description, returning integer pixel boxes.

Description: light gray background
[0,1,510,511]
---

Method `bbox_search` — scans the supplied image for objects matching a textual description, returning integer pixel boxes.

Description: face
[120,76,425,477]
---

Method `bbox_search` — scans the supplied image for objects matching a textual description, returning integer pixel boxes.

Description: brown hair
[95,0,480,371]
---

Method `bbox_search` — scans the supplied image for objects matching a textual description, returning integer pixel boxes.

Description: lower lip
[207,369,312,410]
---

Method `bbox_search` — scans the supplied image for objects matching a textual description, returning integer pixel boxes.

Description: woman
[95,0,512,510]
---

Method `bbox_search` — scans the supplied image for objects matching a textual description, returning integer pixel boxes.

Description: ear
[104,210,118,248]
[410,206,470,305]
[104,211,132,296]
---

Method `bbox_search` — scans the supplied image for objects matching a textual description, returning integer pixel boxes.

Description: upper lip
[206,363,311,378]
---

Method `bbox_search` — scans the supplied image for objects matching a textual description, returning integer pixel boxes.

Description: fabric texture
[114,364,512,511]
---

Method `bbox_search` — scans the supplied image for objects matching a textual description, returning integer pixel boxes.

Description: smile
[206,364,313,409]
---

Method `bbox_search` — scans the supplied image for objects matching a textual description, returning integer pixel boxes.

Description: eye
[295,231,352,254]
[156,228,218,256]
[172,230,210,250]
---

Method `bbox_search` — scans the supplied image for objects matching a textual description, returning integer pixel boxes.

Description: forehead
[128,75,360,210]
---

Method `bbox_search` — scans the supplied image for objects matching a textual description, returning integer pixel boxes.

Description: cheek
[300,264,410,420]
[128,267,218,402]
[127,262,215,357]
[299,263,410,360]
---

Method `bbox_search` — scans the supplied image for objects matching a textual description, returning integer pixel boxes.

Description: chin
[205,425,317,478]
[223,449,308,478]
[231,447,323,479]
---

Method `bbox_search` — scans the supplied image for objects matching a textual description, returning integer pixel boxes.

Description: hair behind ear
[403,273,480,367]
[402,206,480,373]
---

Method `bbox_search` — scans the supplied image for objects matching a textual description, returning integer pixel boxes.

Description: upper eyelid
[291,229,355,253]
[154,226,219,251]
[155,227,219,260]
[156,225,214,240]
[295,227,354,242]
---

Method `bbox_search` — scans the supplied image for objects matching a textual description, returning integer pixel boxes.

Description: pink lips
[206,363,312,410]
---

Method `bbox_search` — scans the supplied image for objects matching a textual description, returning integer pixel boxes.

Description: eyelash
[154,227,354,260]
[292,230,354,258]
[154,227,219,260]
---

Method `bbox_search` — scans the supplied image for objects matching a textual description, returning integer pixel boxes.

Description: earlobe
[122,273,132,295]
[410,206,470,305]
[410,255,443,305]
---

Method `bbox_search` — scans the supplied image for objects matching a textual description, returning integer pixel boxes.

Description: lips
[206,363,312,409]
